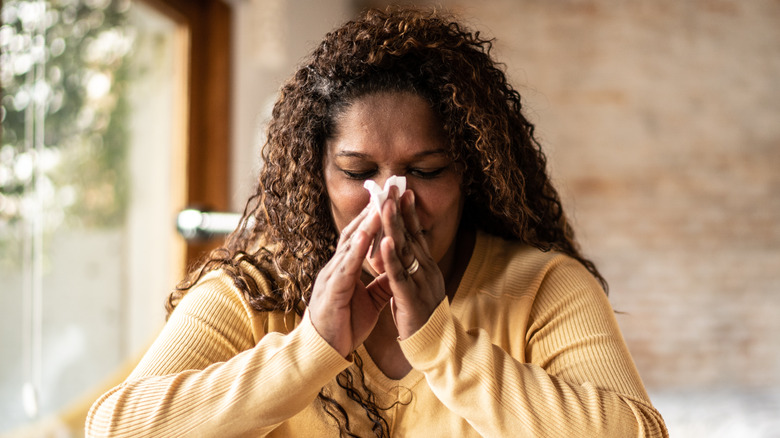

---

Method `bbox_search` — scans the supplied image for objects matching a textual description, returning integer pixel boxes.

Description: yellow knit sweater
[86,231,667,437]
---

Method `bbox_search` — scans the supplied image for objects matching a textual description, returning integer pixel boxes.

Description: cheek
[414,187,462,262]
[416,182,463,230]
[328,182,370,232]
[439,193,464,231]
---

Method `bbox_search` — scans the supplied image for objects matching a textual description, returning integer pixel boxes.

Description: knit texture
[86,231,667,437]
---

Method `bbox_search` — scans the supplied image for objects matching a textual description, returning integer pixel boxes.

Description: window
[0,0,230,434]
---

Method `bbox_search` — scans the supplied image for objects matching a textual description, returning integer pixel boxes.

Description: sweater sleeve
[398,256,668,438]
[85,272,351,437]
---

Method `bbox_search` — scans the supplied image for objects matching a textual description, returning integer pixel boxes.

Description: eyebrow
[335,149,448,159]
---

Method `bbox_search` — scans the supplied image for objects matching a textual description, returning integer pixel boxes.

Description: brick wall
[452,0,780,390]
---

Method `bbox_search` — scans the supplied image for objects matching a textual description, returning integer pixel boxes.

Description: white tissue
[363,176,406,256]
[363,176,406,213]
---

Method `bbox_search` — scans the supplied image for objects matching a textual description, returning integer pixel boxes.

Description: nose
[365,174,406,208]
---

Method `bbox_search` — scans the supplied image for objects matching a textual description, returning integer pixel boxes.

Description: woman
[87,7,667,437]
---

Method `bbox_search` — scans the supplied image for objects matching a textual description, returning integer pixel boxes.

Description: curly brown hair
[168,6,607,437]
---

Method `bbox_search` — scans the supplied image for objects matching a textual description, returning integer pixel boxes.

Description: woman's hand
[308,205,392,357]
[376,188,447,340]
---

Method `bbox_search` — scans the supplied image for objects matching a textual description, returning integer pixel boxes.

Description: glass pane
[0,1,186,434]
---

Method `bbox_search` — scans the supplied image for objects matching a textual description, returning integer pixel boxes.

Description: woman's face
[323,91,464,269]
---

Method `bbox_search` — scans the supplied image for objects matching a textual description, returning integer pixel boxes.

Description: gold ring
[406,257,420,275]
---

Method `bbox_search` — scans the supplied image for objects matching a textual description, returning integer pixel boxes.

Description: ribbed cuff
[398,299,455,370]
[296,310,354,374]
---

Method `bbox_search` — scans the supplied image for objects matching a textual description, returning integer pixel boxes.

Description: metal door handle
[176,209,241,240]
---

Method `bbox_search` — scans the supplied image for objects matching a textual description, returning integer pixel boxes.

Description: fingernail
[409,190,415,206]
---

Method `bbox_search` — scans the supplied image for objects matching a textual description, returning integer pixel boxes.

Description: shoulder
[466,231,601,302]
[176,259,296,344]
[470,235,616,337]
[463,231,615,344]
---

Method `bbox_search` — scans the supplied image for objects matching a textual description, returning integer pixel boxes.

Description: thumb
[365,273,393,310]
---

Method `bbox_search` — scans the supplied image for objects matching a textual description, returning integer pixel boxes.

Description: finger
[358,208,382,251]
[318,235,352,282]
[338,202,375,245]
[334,208,380,266]
[328,230,372,292]
[365,273,393,310]
[356,205,382,241]
[408,235,436,276]
[400,190,429,252]
[324,211,378,280]
[337,204,370,247]
[380,235,415,287]
[380,187,415,268]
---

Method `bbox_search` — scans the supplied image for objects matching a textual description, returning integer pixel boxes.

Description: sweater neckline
[449,229,490,320]
[355,230,490,392]
[356,344,424,392]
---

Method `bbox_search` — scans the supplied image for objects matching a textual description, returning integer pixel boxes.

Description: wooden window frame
[144,0,233,265]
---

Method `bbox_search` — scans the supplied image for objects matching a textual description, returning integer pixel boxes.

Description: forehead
[327,91,448,158]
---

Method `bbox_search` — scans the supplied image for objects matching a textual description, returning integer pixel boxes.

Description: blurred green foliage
[1,0,134,264]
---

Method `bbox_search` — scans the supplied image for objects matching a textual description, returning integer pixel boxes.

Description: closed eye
[341,168,377,180]
[409,167,447,179]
